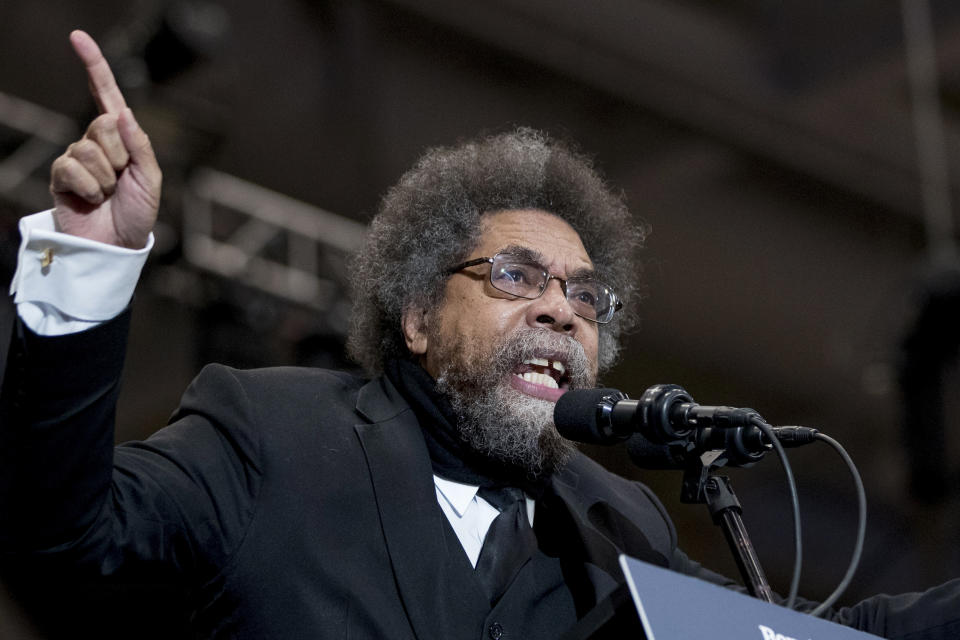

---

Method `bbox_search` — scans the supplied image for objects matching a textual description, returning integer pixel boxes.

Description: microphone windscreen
[554,388,624,444]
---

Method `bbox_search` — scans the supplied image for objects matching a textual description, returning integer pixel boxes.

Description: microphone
[554,386,818,469]
[554,385,758,445]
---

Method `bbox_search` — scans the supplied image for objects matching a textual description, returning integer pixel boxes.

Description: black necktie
[475,486,538,605]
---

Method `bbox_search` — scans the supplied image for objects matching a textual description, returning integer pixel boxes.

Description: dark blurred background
[2,0,960,637]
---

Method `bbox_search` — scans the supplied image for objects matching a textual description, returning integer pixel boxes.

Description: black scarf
[384,358,546,494]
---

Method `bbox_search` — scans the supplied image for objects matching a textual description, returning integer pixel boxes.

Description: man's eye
[493,264,537,286]
[574,290,597,306]
[569,282,601,307]
[501,269,528,283]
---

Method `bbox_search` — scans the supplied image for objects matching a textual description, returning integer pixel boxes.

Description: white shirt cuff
[9,210,153,336]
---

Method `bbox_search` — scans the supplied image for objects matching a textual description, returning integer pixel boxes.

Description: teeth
[522,357,566,377]
[516,371,559,389]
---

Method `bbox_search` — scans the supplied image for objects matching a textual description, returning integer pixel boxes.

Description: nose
[526,277,577,334]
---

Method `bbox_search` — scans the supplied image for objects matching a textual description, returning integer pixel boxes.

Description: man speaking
[2,30,959,639]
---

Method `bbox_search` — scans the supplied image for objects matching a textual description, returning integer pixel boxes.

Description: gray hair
[347,127,647,375]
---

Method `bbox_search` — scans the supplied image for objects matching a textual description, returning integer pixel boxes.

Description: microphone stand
[562,448,777,640]
[681,450,774,602]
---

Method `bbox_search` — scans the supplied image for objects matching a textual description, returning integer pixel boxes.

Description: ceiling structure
[2,0,960,631]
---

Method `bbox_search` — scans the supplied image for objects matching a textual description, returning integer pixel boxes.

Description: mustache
[493,329,595,389]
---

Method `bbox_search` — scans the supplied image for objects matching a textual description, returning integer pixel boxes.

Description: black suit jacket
[2,312,960,639]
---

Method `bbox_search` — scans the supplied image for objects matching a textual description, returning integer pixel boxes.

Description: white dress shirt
[10,211,152,335]
[433,475,536,567]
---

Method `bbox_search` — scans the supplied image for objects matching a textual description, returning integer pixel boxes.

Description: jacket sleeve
[0,311,263,583]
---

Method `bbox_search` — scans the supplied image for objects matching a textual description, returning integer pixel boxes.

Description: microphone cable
[804,432,867,618]
[751,415,802,609]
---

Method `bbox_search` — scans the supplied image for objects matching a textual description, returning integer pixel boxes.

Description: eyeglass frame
[445,252,623,324]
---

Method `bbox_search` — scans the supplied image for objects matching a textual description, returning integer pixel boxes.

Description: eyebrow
[499,244,598,280]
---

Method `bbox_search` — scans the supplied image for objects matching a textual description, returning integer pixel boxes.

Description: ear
[401,306,430,356]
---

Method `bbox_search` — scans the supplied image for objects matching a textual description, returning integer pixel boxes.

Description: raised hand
[49,30,162,249]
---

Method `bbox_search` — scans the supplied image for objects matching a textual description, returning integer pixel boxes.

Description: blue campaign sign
[619,555,883,640]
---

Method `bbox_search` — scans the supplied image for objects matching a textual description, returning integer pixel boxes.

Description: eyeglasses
[447,252,623,324]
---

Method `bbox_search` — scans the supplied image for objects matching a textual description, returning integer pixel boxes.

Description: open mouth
[510,356,571,402]
[513,357,568,390]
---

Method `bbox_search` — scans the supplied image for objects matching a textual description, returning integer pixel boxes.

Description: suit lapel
[353,377,481,640]
[539,459,671,615]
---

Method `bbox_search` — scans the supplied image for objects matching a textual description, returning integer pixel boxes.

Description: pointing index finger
[69,30,128,115]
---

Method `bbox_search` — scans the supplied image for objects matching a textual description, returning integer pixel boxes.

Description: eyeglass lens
[489,254,615,322]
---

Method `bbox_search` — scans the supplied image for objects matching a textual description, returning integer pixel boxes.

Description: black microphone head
[554,388,627,445]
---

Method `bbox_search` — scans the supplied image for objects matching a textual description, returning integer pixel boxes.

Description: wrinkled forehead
[476,209,594,275]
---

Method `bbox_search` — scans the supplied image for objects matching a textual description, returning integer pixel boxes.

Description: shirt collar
[433,475,479,518]
[434,474,537,525]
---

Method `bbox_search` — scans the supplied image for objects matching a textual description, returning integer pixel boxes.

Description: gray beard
[434,329,596,478]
